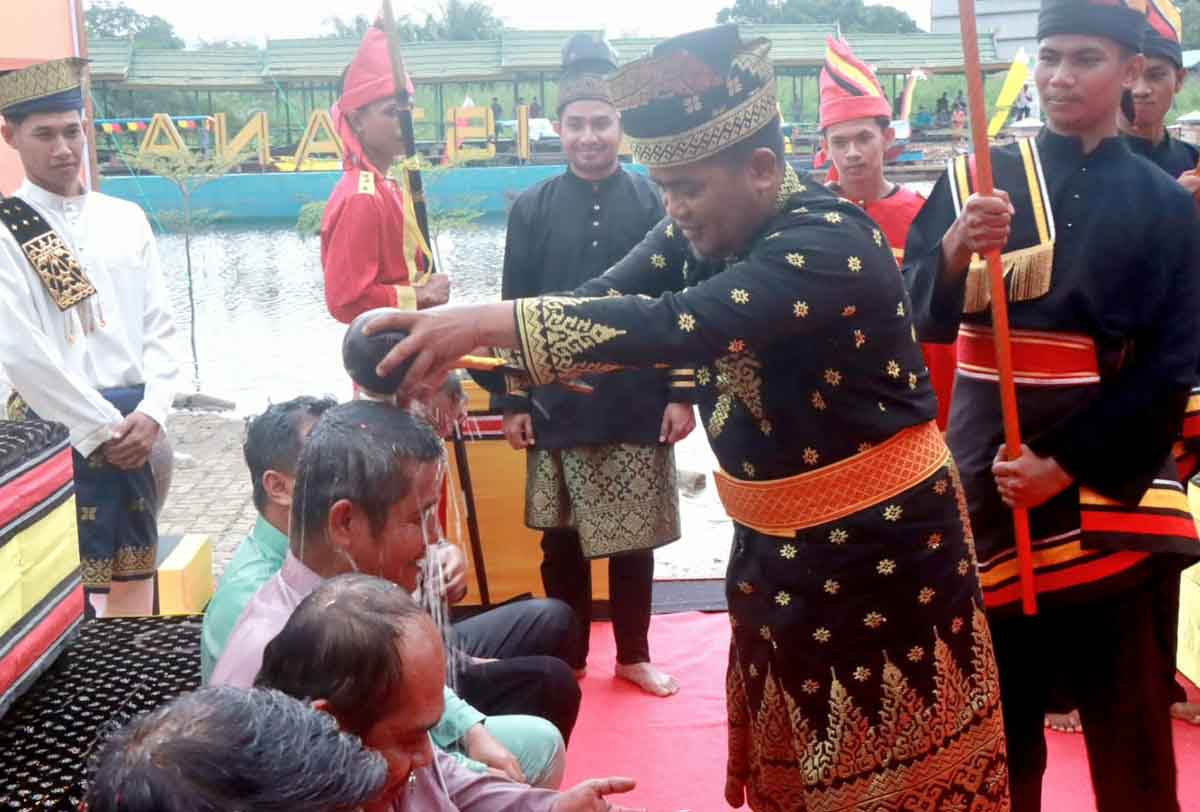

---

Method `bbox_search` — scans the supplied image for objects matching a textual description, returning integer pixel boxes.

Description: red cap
[818,37,891,130]
[331,26,416,173]
[339,27,414,112]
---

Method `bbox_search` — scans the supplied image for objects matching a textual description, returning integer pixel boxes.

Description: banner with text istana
[0,0,89,195]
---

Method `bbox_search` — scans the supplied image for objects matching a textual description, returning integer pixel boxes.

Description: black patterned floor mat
[0,615,202,811]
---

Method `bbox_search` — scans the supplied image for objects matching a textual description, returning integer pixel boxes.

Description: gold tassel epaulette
[963,241,1055,314]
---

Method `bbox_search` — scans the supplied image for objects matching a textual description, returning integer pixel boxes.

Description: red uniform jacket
[320,168,427,323]
[847,184,957,429]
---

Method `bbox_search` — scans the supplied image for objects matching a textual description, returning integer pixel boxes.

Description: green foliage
[85,0,184,49]
[324,2,502,43]
[296,201,326,237]
[716,0,921,34]
[126,151,246,201]
[1181,0,1200,48]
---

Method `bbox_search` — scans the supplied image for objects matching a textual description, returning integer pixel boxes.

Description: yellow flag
[988,49,1030,137]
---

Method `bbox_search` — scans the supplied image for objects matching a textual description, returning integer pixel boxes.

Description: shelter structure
[86,25,1006,146]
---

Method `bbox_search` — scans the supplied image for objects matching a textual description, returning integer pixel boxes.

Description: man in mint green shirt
[200,396,571,787]
[201,397,332,680]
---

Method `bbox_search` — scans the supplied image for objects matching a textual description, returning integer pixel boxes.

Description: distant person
[84,686,390,812]
[258,574,643,812]
[953,88,967,112]
[491,96,504,121]
[518,96,527,111]
[0,57,179,618]
[322,25,449,323]
[818,37,954,429]
[936,91,950,117]
[1013,85,1034,121]
[530,97,543,118]
[210,401,578,787]
[495,33,694,697]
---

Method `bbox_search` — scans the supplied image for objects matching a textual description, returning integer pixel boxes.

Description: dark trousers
[1155,568,1190,706]
[452,598,581,743]
[539,528,653,669]
[990,580,1180,812]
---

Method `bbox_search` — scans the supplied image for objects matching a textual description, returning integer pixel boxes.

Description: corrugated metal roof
[610,38,659,65]
[265,38,357,81]
[500,28,602,70]
[88,26,1006,90]
[88,37,133,81]
[124,48,267,89]
[847,32,1005,72]
[404,40,503,80]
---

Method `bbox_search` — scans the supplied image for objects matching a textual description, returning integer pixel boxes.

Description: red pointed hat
[331,25,416,172]
[818,37,891,130]
[338,26,415,112]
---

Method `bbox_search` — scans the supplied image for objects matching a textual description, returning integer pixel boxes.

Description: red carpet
[563,611,1200,811]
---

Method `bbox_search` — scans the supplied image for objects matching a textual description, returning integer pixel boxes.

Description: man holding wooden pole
[905,0,1200,806]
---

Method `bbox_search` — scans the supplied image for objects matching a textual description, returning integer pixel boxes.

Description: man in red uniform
[818,37,956,428]
[321,26,449,323]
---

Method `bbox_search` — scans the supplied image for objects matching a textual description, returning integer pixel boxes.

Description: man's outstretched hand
[550,777,643,812]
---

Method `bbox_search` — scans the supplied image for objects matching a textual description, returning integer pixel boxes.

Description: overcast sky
[117,0,932,46]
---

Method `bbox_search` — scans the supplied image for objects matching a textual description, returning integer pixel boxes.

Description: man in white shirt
[0,58,179,617]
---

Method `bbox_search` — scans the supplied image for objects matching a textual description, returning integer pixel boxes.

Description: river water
[155,219,734,578]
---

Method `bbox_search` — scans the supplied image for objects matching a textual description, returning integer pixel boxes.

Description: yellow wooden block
[1179,563,1200,686]
[157,534,213,615]
[1180,480,1200,684]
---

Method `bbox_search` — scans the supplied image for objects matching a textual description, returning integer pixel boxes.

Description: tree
[421,0,505,41]
[716,0,921,34]
[127,150,246,390]
[1181,0,1200,48]
[85,0,184,49]
[323,14,374,39]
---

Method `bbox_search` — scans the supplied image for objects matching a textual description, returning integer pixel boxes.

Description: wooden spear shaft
[957,0,1039,615]
[381,0,435,275]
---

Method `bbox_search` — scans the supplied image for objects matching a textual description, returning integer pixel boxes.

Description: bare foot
[615,662,679,697]
[1170,701,1200,725]
[1044,709,1082,733]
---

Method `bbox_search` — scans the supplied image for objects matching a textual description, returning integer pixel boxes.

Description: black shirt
[495,167,679,449]
[1122,130,1200,179]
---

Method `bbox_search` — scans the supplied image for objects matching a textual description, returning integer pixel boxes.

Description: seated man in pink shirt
[210,400,566,787]
[257,573,642,812]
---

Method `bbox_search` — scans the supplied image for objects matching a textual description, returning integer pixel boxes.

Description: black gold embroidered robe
[904,129,1200,612]
[496,168,1009,812]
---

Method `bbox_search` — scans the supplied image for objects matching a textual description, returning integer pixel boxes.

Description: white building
[931,0,1039,59]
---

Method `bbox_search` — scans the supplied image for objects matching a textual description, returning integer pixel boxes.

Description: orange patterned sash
[714,420,948,537]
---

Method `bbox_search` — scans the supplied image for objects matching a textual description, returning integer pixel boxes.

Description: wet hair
[440,371,466,403]
[256,574,427,735]
[715,115,786,168]
[243,396,337,512]
[291,400,444,549]
[83,685,389,812]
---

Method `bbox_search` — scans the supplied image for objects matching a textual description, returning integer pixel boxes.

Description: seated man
[210,401,570,787]
[258,573,641,812]
[201,395,336,681]
[84,686,390,812]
